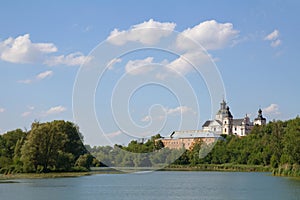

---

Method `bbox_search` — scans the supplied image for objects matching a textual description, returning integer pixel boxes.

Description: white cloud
[0,108,5,113]
[107,58,122,70]
[45,105,66,115]
[125,57,156,75]
[107,19,176,45]
[105,130,122,138]
[0,34,90,66]
[264,29,281,48]
[0,34,57,64]
[18,70,53,84]
[166,51,210,75]
[165,106,195,115]
[271,39,281,47]
[44,52,92,66]
[263,104,280,115]
[36,70,53,80]
[264,29,279,41]
[177,20,239,50]
[141,105,195,122]
[21,111,31,117]
[18,79,33,84]
[141,115,151,122]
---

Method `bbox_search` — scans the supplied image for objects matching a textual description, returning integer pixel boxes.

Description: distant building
[202,100,266,137]
[158,130,221,150]
[253,109,266,125]
[158,100,267,149]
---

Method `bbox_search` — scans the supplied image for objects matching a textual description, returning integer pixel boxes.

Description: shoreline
[2,164,300,180]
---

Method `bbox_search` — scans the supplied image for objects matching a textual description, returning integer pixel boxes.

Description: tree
[282,118,300,165]
[75,154,94,170]
[21,121,67,172]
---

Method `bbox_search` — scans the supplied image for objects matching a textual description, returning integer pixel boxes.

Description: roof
[232,119,244,126]
[170,130,221,139]
[202,120,222,127]
[255,116,266,121]
[202,120,212,127]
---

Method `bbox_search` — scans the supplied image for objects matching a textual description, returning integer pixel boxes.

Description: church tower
[222,106,233,134]
[215,100,228,122]
[254,109,266,125]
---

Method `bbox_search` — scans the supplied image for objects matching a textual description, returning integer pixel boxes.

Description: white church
[202,100,266,137]
[158,100,267,149]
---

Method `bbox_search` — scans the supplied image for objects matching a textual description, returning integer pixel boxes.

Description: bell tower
[254,109,266,125]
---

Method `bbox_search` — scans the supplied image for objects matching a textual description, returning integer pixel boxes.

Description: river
[1,171,300,200]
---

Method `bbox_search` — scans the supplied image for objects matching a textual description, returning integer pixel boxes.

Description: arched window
[224,128,227,133]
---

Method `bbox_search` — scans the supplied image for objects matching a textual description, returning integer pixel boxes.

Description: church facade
[202,100,266,137]
[158,100,267,149]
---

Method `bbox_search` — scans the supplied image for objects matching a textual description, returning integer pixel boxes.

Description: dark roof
[255,116,266,121]
[202,120,212,127]
[215,120,222,125]
[202,120,222,127]
[232,119,244,126]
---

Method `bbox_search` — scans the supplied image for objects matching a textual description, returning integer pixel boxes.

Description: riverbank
[272,164,300,177]
[0,168,123,180]
[3,164,300,180]
[0,172,92,180]
[162,164,272,172]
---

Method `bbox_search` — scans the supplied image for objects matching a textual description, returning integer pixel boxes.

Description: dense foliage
[88,117,300,176]
[1,117,299,176]
[0,120,92,174]
[181,117,300,176]
[86,134,183,168]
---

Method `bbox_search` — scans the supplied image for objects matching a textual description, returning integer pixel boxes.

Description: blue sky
[0,0,299,146]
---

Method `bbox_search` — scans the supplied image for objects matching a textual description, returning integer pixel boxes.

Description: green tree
[282,117,300,165]
[21,121,67,172]
[75,154,94,170]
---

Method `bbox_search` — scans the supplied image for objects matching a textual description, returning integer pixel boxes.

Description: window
[224,128,227,133]
[235,127,237,131]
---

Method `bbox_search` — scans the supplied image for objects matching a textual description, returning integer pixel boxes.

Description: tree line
[89,117,300,176]
[1,117,299,176]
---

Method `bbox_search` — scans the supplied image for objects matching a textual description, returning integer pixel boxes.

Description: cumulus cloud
[0,34,90,66]
[264,29,281,47]
[0,108,5,113]
[177,20,239,50]
[107,58,122,70]
[125,57,157,75]
[166,51,210,75]
[0,34,57,63]
[45,105,66,115]
[263,104,280,115]
[18,70,53,84]
[107,19,176,45]
[44,52,92,66]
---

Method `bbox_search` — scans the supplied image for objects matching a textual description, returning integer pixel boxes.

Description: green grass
[0,172,92,180]
[161,163,272,172]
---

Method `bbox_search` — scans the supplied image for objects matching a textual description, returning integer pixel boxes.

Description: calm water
[1,171,300,200]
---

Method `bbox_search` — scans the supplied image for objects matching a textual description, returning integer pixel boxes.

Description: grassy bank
[162,164,272,172]
[272,164,300,177]
[0,167,125,180]
[0,172,92,180]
